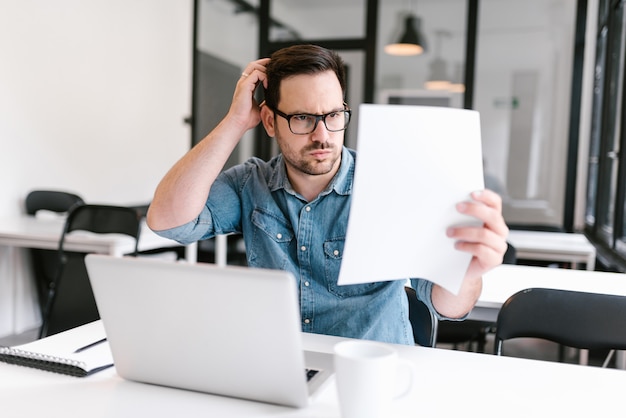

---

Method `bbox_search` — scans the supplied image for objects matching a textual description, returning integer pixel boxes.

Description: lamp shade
[449,62,466,93]
[385,15,427,56]
[424,57,451,90]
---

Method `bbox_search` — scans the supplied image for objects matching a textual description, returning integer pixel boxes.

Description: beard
[273,122,343,177]
[283,141,341,176]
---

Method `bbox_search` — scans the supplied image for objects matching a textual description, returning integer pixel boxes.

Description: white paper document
[337,104,484,294]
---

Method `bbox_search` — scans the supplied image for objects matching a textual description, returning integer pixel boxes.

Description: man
[147,44,509,345]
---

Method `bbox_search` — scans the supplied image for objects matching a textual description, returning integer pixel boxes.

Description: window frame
[585,0,626,269]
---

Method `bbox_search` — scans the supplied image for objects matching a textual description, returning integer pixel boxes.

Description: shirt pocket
[324,238,382,298]
[249,208,295,268]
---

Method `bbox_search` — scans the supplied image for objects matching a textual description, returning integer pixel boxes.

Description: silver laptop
[85,254,334,408]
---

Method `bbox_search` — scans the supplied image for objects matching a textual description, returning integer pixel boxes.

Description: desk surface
[507,230,596,269]
[507,230,594,251]
[1,323,625,417]
[0,214,178,255]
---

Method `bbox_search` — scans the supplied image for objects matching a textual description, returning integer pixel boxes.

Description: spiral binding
[0,346,89,377]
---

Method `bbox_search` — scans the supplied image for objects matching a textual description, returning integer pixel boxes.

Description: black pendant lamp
[385,14,427,56]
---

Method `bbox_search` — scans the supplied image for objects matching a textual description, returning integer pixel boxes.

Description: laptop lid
[85,254,333,408]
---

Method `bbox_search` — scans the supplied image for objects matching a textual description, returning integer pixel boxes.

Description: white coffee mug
[334,340,414,418]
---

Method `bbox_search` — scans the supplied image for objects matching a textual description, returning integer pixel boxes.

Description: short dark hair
[264,44,347,110]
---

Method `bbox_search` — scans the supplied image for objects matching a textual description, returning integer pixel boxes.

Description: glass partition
[196,1,581,232]
[376,0,467,109]
[195,0,261,165]
[270,0,367,41]
[475,0,577,228]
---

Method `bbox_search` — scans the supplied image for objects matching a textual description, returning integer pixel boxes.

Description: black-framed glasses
[273,105,352,135]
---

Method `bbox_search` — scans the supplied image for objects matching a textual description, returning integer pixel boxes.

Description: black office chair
[39,204,141,338]
[24,190,85,316]
[25,190,85,216]
[405,286,438,347]
[494,288,626,367]
[435,242,517,352]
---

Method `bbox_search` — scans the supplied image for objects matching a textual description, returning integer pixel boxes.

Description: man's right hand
[228,58,271,133]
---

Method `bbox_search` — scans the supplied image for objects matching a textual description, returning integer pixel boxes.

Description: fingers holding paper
[446,189,509,279]
[431,189,507,319]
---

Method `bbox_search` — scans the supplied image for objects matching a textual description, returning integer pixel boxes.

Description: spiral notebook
[0,321,113,377]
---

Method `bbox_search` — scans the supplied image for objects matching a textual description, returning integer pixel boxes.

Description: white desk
[0,214,188,338]
[469,264,626,323]
[507,230,596,270]
[0,214,181,256]
[1,323,625,417]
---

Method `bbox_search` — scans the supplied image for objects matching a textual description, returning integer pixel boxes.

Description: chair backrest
[25,190,84,215]
[494,287,626,355]
[40,204,143,337]
[405,286,438,347]
[60,204,142,256]
[503,241,517,265]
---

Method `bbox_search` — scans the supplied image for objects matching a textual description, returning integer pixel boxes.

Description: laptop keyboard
[305,368,319,381]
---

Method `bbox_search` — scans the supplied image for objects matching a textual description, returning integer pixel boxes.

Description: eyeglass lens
[289,110,350,134]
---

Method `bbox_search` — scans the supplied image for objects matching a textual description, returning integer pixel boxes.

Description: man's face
[262,70,346,178]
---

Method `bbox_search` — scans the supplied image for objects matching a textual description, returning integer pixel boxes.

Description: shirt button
[305,206,311,212]
[301,245,307,252]
[304,319,310,324]
[304,281,310,287]
[276,233,282,239]
[333,249,339,256]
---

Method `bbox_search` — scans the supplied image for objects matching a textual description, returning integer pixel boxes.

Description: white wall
[0,0,193,217]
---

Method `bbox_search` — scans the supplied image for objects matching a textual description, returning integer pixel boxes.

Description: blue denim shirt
[153,147,439,345]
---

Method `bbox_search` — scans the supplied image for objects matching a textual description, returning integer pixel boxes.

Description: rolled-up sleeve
[149,163,251,245]
[410,278,469,321]
[150,214,214,245]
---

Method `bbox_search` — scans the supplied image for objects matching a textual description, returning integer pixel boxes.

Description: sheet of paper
[337,104,484,294]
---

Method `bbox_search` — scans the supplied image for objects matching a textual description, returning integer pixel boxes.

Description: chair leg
[494,339,504,355]
[477,331,487,353]
[38,318,49,339]
[39,305,51,338]
[38,284,57,338]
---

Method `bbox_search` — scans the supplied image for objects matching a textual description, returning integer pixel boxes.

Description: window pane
[474,0,577,227]
[270,0,366,41]
[196,0,260,165]
[376,0,467,109]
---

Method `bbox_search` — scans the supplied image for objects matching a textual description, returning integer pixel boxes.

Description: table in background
[0,214,193,338]
[1,323,625,418]
[470,264,626,323]
[507,230,596,270]
[470,264,626,367]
